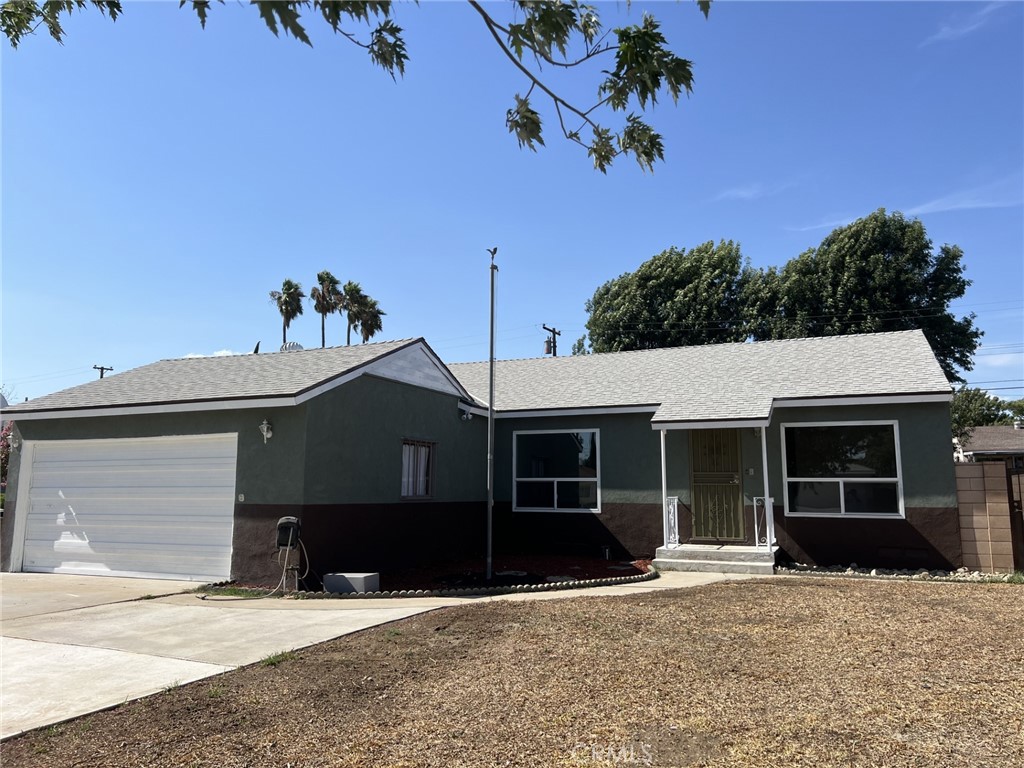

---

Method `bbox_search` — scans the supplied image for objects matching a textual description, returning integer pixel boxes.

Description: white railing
[753,496,776,550]
[664,495,680,548]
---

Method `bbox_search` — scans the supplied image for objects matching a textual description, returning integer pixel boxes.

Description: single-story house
[955,424,1024,465]
[1,329,960,584]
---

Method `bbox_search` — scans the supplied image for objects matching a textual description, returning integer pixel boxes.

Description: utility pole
[93,365,113,379]
[542,325,561,356]
[485,247,498,582]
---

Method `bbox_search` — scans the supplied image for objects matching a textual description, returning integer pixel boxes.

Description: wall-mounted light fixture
[258,419,273,444]
[9,434,20,452]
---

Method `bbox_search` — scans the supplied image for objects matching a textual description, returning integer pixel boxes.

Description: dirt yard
[4,578,1022,767]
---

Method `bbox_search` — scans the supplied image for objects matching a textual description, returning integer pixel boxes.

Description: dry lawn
[4,578,1023,767]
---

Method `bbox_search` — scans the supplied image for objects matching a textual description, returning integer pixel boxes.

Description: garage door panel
[26,517,233,544]
[33,438,238,462]
[30,466,237,490]
[22,435,238,581]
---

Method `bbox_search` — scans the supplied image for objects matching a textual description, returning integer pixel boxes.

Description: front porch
[653,543,776,575]
[654,425,779,575]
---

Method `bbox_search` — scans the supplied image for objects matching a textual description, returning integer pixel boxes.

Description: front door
[690,429,744,541]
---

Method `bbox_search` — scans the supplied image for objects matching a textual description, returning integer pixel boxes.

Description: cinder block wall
[956,463,1015,572]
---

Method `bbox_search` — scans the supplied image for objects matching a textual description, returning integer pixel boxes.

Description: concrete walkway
[0,571,747,738]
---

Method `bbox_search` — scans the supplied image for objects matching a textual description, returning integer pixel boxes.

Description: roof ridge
[449,329,925,366]
[161,337,419,363]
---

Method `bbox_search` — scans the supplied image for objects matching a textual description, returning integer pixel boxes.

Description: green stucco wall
[493,412,685,506]
[764,402,957,508]
[8,375,487,508]
[302,375,486,504]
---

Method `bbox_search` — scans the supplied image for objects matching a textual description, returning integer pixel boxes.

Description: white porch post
[760,425,776,547]
[660,428,669,547]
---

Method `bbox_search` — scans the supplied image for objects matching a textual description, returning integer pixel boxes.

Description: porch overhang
[648,391,953,431]
[651,417,770,431]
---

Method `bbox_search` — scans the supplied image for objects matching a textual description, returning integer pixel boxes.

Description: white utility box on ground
[323,572,380,594]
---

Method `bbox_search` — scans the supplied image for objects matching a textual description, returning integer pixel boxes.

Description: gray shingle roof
[5,339,421,415]
[448,330,951,424]
[962,425,1024,454]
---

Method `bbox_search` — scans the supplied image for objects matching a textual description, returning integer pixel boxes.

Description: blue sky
[3,1,1022,402]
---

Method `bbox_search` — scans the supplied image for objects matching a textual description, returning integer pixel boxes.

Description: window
[401,440,434,499]
[781,422,903,517]
[513,430,600,512]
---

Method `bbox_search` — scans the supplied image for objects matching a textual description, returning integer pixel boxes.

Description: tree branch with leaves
[2,0,712,172]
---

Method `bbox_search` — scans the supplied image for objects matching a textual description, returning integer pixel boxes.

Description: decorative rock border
[201,569,659,600]
[776,563,1022,583]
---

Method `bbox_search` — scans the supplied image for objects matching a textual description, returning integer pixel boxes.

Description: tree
[1,1,712,172]
[753,209,981,382]
[269,278,305,346]
[309,270,342,348]
[337,280,385,345]
[950,387,1015,441]
[1006,399,1024,423]
[353,296,386,344]
[0,421,12,489]
[584,241,753,353]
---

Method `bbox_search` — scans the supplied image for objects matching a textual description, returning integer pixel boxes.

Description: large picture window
[401,440,435,499]
[513,430,600,512]
[781,422,903,517]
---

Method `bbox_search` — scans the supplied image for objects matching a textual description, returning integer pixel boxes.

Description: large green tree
[584,240,753,352]
[2,0,711,172]
[269,278,305,346]
[309,269,342,348]
[750,209,981,381]
[581,209,982,381]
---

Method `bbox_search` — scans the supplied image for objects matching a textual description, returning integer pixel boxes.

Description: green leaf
[587,126,615,173]
[180,0,213,29]
[506,93,545,151]
[369,19,407,79]
[252,0,311,46]
[618,114,663,172]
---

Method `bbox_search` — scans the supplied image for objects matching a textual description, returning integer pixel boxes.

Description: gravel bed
[777,563,1022,582]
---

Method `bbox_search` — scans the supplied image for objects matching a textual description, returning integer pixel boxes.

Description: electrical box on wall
[276,516,300,549]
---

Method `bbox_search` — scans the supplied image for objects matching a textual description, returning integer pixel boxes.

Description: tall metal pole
[487,248,498,581]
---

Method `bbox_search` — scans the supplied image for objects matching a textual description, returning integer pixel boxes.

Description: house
[451,329,958,574]
[0,340,486,584]
[1,329,960,584]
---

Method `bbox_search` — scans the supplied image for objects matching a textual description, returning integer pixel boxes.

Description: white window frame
[401,439,435,500]
[512,429,601,514]
[780,420,905,519]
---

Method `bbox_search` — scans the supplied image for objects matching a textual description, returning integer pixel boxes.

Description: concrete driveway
[0,574,438,739]
[0,570,744,739]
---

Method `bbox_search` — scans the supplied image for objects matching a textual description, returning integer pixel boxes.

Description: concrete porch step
[653,544,777,576]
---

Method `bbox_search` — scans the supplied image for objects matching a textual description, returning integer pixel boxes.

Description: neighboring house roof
[5,339,472,420]
[961,425,1024,456]
[449,329,952,427]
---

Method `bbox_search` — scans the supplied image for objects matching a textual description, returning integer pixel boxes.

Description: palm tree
[354,296,386,343]
[309,270,342,348]
[338,281,386,345]
[269,279,305,347]
[339,281,364,345]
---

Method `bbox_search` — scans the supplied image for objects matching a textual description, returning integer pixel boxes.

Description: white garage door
[20,434,237,581]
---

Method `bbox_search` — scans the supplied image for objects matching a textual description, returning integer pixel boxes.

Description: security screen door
[690,429,744,541]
